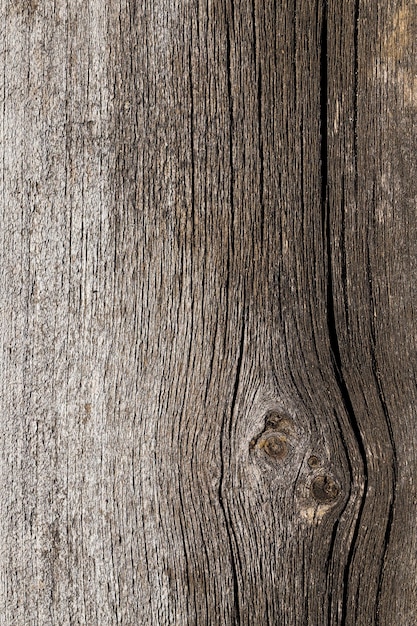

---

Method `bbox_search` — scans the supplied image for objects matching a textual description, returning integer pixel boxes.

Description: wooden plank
[327,0,417,623]
[0,0,415,624]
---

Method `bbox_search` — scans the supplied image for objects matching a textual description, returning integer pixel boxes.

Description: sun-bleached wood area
[1,1,417,624]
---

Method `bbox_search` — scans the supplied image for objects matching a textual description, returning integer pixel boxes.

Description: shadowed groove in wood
[366,230,399,622]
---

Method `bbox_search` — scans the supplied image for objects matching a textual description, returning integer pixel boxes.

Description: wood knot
[307,455,321,469]
[263,411,294,434]
[311,474,340,504]
[250,411,295,464]
[258,433,288,460]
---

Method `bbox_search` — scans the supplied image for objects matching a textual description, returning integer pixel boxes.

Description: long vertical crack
[218,316,245,626]
[216,8,242,624]
[320,2,369,623]
[367,234,398,624]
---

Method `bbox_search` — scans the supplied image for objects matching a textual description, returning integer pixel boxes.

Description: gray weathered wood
[328,1,417,623]
[0,1,416,624]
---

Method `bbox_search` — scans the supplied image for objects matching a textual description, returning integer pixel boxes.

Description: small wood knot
[307,455,321,469]
[250,411,296,466]
[311,475,340,504]
[264,411,294,433]
[259,434,288,460]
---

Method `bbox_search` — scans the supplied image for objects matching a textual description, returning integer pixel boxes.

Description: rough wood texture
[0,1,416,624]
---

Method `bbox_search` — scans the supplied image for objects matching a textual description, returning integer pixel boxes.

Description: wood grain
[0,0,415,624]
[328,1,417,623]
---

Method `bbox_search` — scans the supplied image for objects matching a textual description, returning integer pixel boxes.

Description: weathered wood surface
[0,1,416,624]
